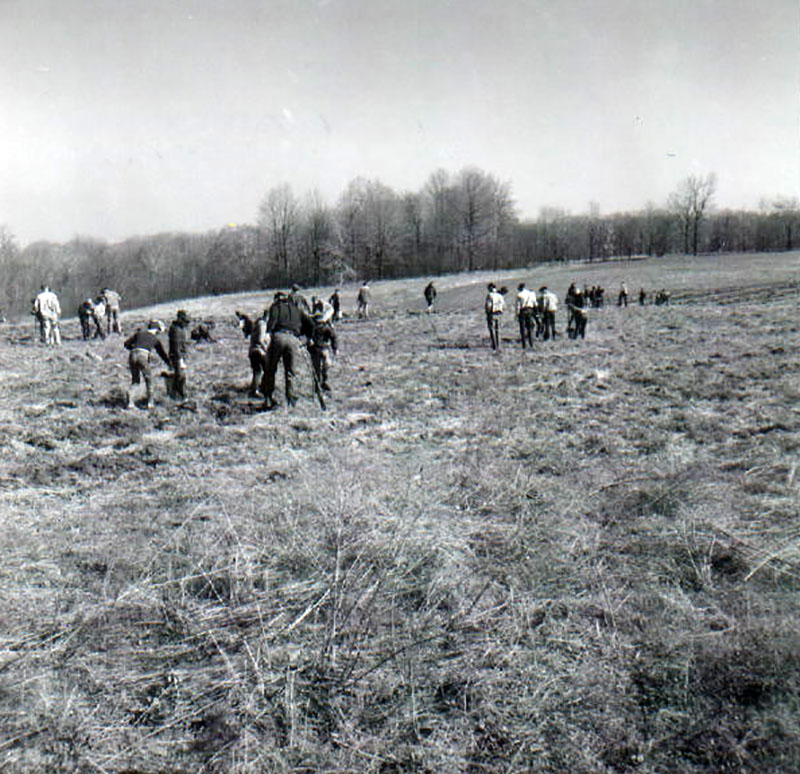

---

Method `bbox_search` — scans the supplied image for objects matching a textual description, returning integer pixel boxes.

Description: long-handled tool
[303,345,327,411]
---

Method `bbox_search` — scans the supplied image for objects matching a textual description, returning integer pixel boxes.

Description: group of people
[26,275,670,408]
[484,282,561,351]
[123,310,190,409]
[241,285,339,411]
[638,287,671,306]
[481,277,665,350]
[124,283,345,412]
[31,285,124,346]
[123,274,672,409]
[78,288,123,340]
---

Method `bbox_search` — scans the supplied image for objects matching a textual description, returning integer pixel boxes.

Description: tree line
[0,169,797,320]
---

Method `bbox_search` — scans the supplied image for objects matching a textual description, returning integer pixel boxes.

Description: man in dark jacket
[568,287,588,340]
[329,288,342,321]
[261,292,314,409]
[78,299,95,341]
[424,281,437,313]
[124,321,171,409]
[168,310,191,399]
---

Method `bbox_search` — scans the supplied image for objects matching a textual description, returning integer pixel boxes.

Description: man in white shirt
[357,282,371,319]
[538,286,558,341]
[101,288,123,335]
[33,285,61,346]
[484,283,506,351]
[515,282,538,349]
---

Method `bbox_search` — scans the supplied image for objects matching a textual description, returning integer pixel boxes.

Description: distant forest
[0,168,797,319]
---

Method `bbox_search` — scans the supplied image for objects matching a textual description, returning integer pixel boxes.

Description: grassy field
[1,251,800,773]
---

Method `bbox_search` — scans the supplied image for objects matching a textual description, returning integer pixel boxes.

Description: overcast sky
[1,0,798,245]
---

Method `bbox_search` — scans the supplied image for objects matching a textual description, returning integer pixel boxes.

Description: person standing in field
[289,283,312,314]
[618,281,629,307]
[565,281,578,338]
[248,308,270,397]
[568,287,588,339]
[424,281,437,314]
[639,287,647,305]
[515,282,537,349]
[311,295,335,323]
[78,299,95,341]
[485,282,505,351]
[357,281,371,319]
[235,310,255,338]
[91,295,107,339]
[261,291,314,410]
[168,310,191,400]
[33,285,61,346]
[31,297,45,342]
[538,286,558,341]
[101,288,123,334]
[329,288,342,321]
[124,320,171,409]
[308,300,338,393]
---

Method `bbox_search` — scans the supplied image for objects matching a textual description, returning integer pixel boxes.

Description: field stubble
[1,252,800,772]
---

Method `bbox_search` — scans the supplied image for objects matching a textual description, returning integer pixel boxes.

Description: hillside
[2,252,800,773]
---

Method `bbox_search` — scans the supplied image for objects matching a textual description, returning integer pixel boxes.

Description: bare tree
[586,201,602,261]
[0,226,20,315]
[487,177,516,269]
[669,173,716,255]
[452,167,518,271]
[258,183,298,282]
[423,169,458,273]
[335,178,368,277]
[455,167,493,271]
[609,213,639,259]
[362,179,400,279]
[298,190,333,285]
[399,191,424,274]
[764,196,800,251]
[641,202,671,257]
[536,207,572,262]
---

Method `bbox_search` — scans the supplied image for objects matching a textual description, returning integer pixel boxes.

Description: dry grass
[1,251,800,772]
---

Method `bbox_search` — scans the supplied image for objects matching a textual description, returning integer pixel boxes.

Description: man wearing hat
[261,291,314,409]
[308,299,338,392]
[289,283,311,313]
[168,310,191,400]
[538,286,558,341]
[123,320,171,409]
